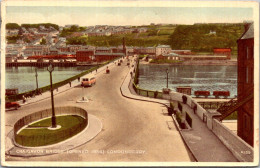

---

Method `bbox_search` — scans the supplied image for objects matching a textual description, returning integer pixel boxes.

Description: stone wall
[212,119,254,162]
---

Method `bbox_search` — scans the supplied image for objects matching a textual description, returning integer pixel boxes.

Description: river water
[138,64,237,98]
[6,66,93,93]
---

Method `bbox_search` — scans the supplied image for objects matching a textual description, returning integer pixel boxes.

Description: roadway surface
[5,57,192,162]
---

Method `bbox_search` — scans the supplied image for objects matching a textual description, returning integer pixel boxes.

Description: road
[5,57,192,162]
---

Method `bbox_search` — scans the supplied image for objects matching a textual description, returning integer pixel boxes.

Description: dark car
[5,102,21,110]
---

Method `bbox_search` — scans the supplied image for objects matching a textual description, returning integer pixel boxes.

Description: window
[246,67,249,83]
[246,47,248,59]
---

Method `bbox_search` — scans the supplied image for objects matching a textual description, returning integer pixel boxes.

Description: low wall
[168,92,207,121]
[212,119,254,162]
[14,106,88,147]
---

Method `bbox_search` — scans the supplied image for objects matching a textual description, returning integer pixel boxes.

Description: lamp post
[47,63,56,128]
[166,68,169,89]
[35,67,39,93]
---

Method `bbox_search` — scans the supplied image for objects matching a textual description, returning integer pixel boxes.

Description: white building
[156,45,171,56]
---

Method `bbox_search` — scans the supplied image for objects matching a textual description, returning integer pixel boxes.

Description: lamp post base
[48,125,61,130]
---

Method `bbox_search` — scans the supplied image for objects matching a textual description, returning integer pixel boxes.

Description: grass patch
[16,115,87,147]
[28,115,84,129]
[224,111,237,120]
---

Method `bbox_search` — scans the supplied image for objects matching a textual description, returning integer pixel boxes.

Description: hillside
[167,24,244,54]
[85,25,176,47]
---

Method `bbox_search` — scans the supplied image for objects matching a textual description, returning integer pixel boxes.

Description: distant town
[5,22,245,65]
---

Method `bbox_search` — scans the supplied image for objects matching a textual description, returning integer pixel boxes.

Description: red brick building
[76,50,94,62]
[213,48,232,59]
[94,53,124,62]
[237,23,254,146]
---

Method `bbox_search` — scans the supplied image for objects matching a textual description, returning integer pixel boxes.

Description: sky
[6,6,253,26]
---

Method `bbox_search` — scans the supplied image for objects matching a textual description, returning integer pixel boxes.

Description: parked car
[5,102,21,110]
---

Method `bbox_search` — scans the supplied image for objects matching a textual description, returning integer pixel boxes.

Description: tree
[66,36,88,45]
[40,38,46,45]
[6,23,20,29]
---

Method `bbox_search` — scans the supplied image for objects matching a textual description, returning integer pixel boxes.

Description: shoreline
[140,60,237,66]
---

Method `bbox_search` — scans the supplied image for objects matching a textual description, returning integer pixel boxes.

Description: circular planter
[14,106,88,147]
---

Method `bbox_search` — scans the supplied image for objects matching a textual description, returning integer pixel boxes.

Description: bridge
[5,56,192,162]
[5,55,253,163]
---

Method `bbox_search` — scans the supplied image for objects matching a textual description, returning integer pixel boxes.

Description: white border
[1,1,259,167]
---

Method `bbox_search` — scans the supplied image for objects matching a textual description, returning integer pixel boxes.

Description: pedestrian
[22,95,26,103]
[154,91,158,98]
[78,77,80,82]
[96,69,97,73]
[39,89,42,95]
[69,81,71,87]
[130,71,133,77]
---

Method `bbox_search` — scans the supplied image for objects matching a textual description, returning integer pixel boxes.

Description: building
[94,53,124,62]
[213,48,232,59]
[95,47,112,53]
[156,53,180,61]
[172,50,192,55]
[237,23,254,146]
[76,50,95,62]
[156,45,171,56]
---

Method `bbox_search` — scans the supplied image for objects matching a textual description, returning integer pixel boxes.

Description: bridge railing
[6,58,120,101]
[132,82,163,99]
[132,56,164,99]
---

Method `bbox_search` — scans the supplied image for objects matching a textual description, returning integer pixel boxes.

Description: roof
[77,49,94,52]
[96,47,111,50]
[162,53,179,57]
[95,53,125,56]
[240,23,254,40]
[157,45,171,48]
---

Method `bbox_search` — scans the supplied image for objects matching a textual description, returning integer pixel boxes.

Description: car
[5,102,21,110]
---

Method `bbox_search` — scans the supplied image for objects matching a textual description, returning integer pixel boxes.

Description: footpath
[120,59,238,162]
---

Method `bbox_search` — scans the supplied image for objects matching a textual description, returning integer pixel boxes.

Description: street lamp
[35,67,39,93]
[47,63,56,128]
[166,68,169,89]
